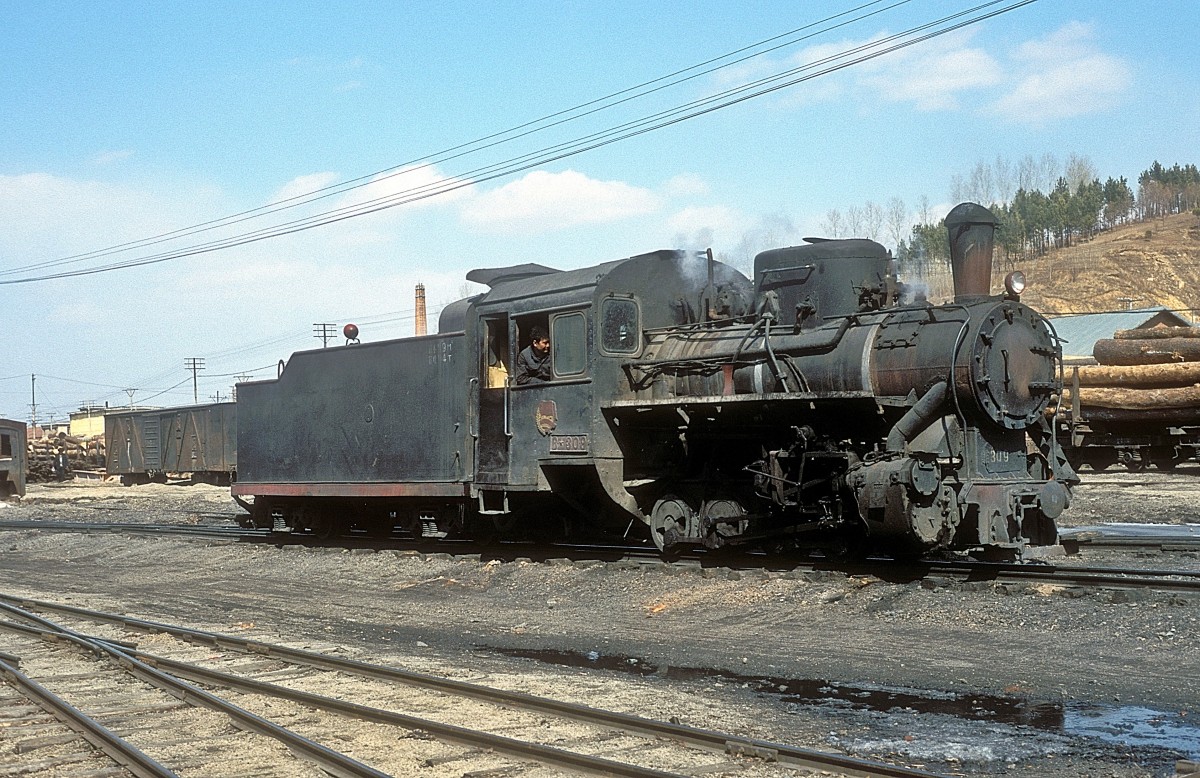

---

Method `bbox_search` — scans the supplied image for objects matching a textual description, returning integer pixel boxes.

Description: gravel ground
[0,475,1197,778]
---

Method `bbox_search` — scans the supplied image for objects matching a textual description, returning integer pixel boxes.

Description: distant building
[69,406,108,438]
[68,404,159,438]
[1049,307,1192,364]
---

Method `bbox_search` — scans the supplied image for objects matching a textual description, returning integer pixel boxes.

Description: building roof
[1049,307,1193,361]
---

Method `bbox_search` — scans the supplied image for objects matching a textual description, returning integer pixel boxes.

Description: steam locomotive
[233,203,1075,559]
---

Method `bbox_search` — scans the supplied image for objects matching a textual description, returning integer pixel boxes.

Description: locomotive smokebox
[945,202,998,301]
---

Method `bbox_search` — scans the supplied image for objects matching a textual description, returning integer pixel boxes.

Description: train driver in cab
[514,326,552,385]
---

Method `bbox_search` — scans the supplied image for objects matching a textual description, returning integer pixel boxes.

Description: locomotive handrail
[641,314,755,335]
[943,304,973,461]
[757,263,815,288]
[503,380,511,438]
[1041,316,1074,478]
[468,378,479,439]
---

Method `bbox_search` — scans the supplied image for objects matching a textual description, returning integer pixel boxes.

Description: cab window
[551,312,587,377]
[483,318,510,388]
[601,297,640,354]
[1,433,10,457]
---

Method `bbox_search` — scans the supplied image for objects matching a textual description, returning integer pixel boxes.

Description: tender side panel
[236,334,470,488]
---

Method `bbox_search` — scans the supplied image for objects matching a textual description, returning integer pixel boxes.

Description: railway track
[2,518,1199,596]
[7,518,1200,597]
[0,594,944,778]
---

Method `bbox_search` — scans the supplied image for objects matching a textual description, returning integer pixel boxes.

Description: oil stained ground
[490,646,1200,760]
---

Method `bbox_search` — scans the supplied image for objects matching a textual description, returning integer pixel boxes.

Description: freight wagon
[105,402,237,485]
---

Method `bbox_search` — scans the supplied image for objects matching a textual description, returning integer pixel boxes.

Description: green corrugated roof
[1048,308,1192,359]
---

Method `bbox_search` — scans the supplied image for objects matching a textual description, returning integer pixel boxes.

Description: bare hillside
[1013,211,1200,317]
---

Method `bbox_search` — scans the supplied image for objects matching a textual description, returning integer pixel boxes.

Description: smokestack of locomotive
[945,201,1000,300]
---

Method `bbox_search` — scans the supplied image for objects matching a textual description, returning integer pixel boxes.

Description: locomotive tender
[233,203,1075,558]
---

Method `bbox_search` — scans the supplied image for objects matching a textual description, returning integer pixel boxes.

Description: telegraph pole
[124,388,137,408]
[232,373,251,402]
[313,323,337,347]
[184,358,205,404]
[29,374,37,428]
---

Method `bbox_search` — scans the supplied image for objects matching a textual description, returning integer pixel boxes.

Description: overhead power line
[0,0,908,281]
[0,0,1036,286]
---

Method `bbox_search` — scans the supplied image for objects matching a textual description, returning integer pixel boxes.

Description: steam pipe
[887,380,948,453]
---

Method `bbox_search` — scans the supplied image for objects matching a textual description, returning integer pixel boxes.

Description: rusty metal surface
[231,481,468,498]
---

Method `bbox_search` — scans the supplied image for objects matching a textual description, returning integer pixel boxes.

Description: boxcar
[105,402,237,485]
[0,418,26,499]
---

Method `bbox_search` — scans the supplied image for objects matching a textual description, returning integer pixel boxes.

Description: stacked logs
[1064,327,1200,421]
[26,432,107,482]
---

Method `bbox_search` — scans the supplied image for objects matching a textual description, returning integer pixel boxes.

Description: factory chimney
[415,283,427,336]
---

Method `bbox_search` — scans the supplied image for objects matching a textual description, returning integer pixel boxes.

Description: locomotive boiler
[233,203,1073,559]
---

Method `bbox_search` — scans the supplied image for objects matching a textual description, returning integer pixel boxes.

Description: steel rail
[0,594,946,778]
[0,605,393,778]
[4,518,1198,594]
[0,519,262,537]
[0,617,686,778]
[108,644,693,778]
[906,559,1200,592]
[0,652,177,778]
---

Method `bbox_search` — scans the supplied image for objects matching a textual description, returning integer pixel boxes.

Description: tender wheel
[649,495,691,552]
[306,514,335,539]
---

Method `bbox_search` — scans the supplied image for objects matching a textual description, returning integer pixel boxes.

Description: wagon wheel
[1118,449,1145,472]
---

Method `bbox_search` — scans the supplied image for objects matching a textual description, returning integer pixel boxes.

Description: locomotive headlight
[1004,271,1027,298]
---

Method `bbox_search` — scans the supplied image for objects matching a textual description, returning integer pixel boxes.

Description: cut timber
[1073,362,1200,388]
[1063,384,1200,410]
[1114,326,1200,340]
[1093,338,1200,365]
[1058,405,1200,423]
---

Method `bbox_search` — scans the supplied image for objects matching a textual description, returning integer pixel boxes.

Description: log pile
[1064,326,1200,420]
[26,433,106,483]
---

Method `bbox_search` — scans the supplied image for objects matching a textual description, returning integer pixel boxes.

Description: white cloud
[0,172,219,258]
[733,28,1003,112]
[717,21,1129,124]
[858,38,1004,111]
[667,205,746,239]
[271,172,341,203]
[461,169,662,233]
[989,22,1132,124]
[335,165,473,212]
[663,174,711,197]
[261,165,472,251]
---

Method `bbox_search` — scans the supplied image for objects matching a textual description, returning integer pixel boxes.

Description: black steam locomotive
[233,203,1075,559]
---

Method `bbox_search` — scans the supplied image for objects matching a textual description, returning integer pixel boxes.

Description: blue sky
[2,0,1198,422]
